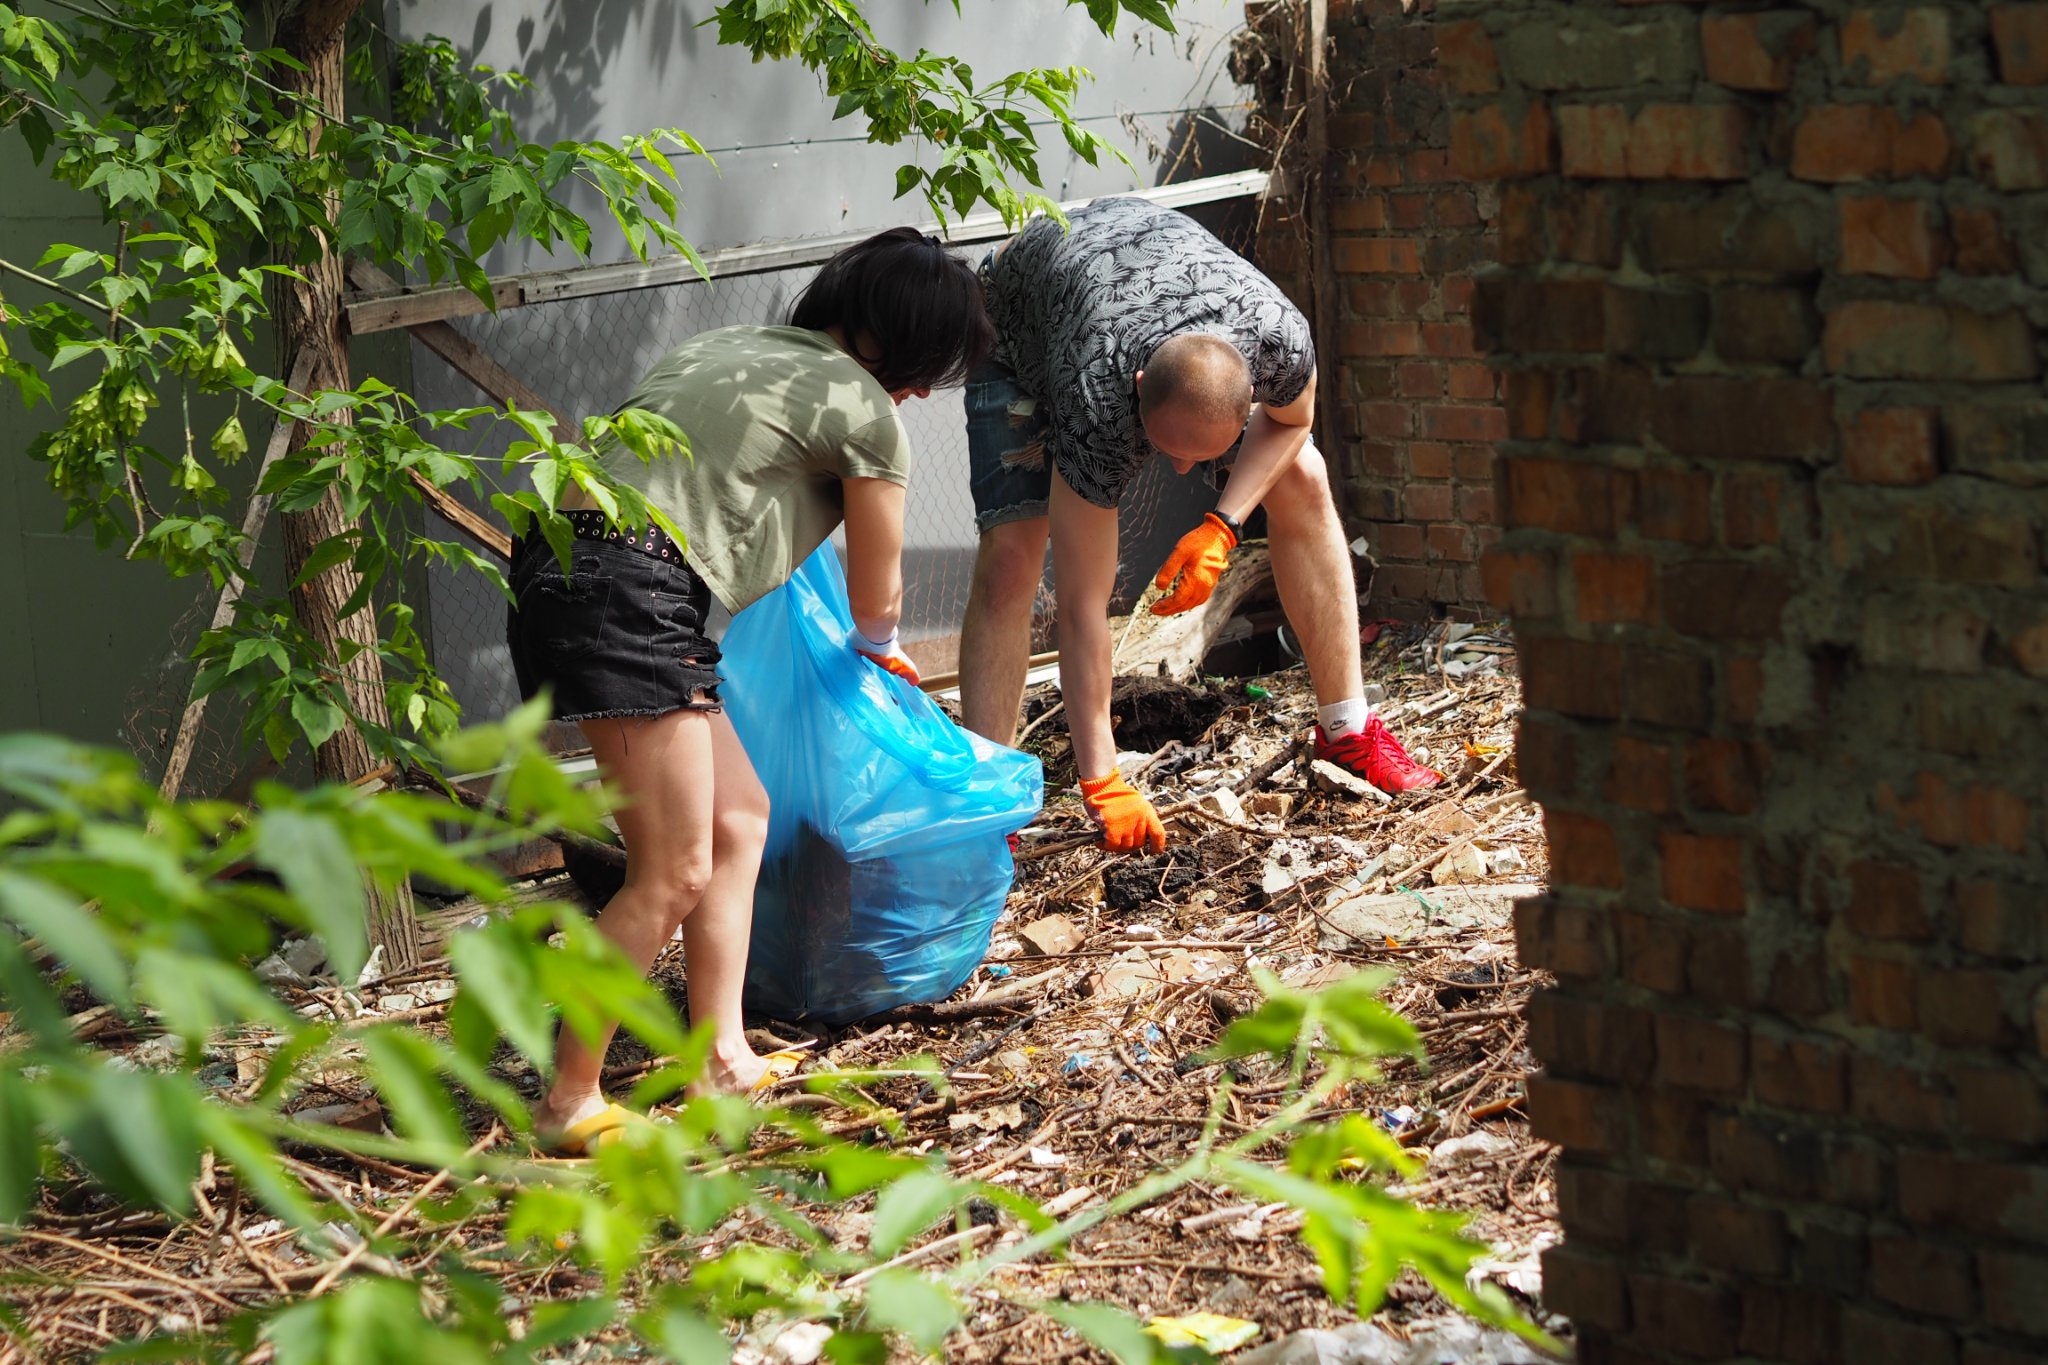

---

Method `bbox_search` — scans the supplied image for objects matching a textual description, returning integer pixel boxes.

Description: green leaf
[0,1070,42,1226]
[449,925,553,1067]
[869,1169,961,1258]
[288,535,359,591]
[289,690,348,754]
[637,1299,733,1364]
[354,1027,464,1152]
[1038,1301,1173,1365]
[0,870,131,1009]
[861,1268,961,1354]
[252,809,367,981]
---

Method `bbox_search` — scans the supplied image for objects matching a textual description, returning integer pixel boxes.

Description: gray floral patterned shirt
[982,196,1316,508]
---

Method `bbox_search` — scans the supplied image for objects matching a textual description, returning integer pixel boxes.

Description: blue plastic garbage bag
[720,544,1044,1024]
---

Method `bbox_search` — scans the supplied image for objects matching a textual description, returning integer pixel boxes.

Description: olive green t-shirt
[590,325,910,614]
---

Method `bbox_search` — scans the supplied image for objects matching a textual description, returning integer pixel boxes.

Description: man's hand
[1151,512,1238,616]
[852,628,921,685]
[1078,771,1167,853]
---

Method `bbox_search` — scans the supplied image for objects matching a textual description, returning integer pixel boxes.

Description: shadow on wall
[394,0,683,147]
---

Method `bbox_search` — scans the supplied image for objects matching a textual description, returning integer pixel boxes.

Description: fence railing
[346,170,1272,722]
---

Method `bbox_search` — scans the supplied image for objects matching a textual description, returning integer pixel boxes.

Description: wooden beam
[341,169,1273,335]
[349,259,570,561]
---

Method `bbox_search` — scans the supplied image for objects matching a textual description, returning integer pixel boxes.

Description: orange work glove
[852,628,921,686]
[1078,771,1167,854]
[1151,512,1238,616]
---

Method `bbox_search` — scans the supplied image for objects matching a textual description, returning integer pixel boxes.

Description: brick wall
[1247,0,1505,617]
[1440,2,2048,1361]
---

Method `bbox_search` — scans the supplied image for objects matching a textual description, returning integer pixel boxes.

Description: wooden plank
[345,276,521,335]
[342,169,1272,334]
[348,260,562,561]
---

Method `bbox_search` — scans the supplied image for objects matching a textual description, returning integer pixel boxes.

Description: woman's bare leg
[683,709,773,1094]
[538,709,721,1131]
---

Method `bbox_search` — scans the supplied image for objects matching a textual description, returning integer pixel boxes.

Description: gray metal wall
[387,0,1263,718]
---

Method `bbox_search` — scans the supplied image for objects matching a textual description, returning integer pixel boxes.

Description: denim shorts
[505,529,722,723]
[965,359,1053,534]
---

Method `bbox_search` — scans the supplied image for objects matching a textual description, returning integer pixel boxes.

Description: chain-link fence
[406,181,1269,724]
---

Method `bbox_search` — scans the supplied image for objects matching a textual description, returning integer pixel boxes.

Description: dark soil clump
[1109,675,1231,753]
[1103,853,1200,911]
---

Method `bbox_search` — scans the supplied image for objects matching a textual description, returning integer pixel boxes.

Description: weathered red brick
[1792,105,1952,182]
[1843,1307,1958,1365]
[1608,735,1675,813]
[1502,456,1633,536]
[1956,1066,2048,1145]
[1332,236,1422,275]
[1546,808,1626,888]
[1823,301,2039,381]
[1662,830,1747,912]
[1842,406,1940,484]
[1712,284,1819,365]
[1872,1236,1976,1320]
[1840,8,1952,85]
[1630,103,1752,180]
[1682,737,1762,814]
[1558,103,1630,178]
[1840,195,1947,278]
[1689,1194,1789,1277]
[1992,5,2048,84]
[1846,859,1931,939]
[1701,11,1819,91]
[1741,1284,1844,1365]
[1659,559,1797,641]
[1655,1013,1747,1095]
[1849,955,1919,1029]
[1514,893,1610,980]
[1751,1033,1847,1113]
[1637,467,1714,543]
[1978,1250,2048,1335]
[1573,551,1657,624]
[1973,108,2048,189]
[1541,1245,1629,1330]
[1450,104,1556,181]
[1649,376,1835,460]
[1921,967,2019,1047]
[1627,1274,1740,1361]
[1527,1074,1628,1153]
[1438,19,1501,95]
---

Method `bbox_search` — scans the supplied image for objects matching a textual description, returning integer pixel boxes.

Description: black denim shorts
[505,528,722,723]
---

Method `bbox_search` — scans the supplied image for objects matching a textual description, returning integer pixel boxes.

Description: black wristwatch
[1212,508,1244,542]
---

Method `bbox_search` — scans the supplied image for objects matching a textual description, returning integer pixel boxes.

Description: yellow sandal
[543,1101,649,1156]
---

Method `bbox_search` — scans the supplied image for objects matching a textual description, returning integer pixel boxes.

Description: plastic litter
[720,545,1043,1024]
[1147,1313,1262,1353]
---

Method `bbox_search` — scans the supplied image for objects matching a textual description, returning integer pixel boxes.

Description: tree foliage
[0,0,1174,770]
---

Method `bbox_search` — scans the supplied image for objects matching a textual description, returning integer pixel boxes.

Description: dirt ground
[0,622,1563,1364]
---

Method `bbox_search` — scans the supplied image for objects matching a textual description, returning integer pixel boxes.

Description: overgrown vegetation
[0,0,1163,769]
[0,709,1545,1359]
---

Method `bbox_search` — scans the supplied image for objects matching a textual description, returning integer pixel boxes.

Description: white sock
[1318,698,1374,738]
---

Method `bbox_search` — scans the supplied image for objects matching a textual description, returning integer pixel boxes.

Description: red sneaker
[1315,716,1443,793]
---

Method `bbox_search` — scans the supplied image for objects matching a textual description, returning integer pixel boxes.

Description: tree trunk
[277,0,420,973]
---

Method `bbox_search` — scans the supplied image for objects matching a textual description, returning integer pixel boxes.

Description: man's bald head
[1138,331,1245,444]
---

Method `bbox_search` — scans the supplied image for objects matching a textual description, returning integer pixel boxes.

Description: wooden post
[277,0,420,972]
[158,351,318,802]
[1303,0,1344,458]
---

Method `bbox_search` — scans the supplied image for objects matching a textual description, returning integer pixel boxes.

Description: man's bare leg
[1260,444,1364,707]
[959,517,1050,746]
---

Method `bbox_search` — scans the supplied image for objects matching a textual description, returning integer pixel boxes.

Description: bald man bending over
[960,196,1440,855]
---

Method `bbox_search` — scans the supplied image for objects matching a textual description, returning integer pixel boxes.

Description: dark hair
[788,227,995,392]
